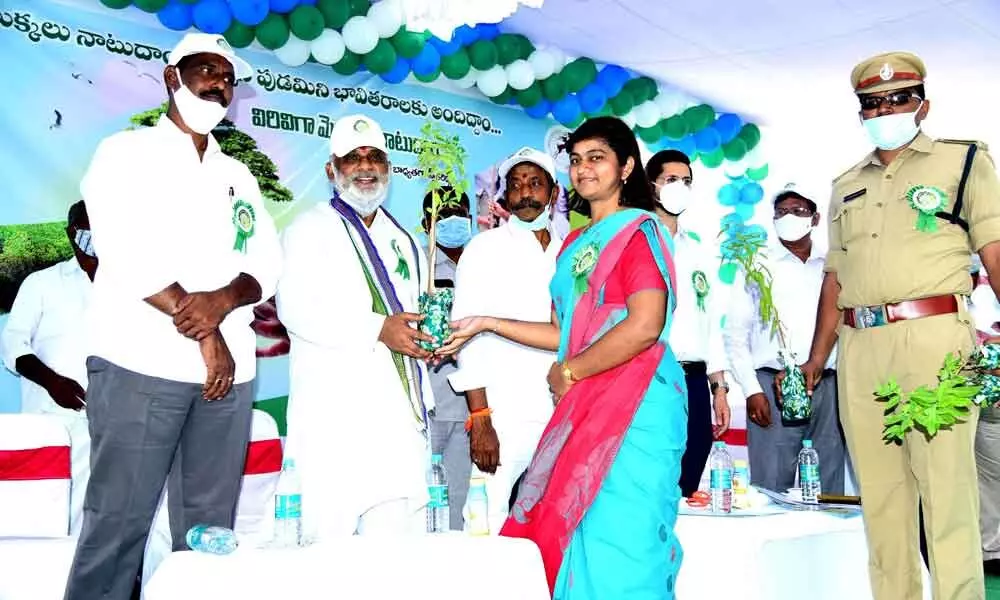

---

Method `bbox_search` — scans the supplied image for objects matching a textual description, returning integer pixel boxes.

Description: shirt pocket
[832,199,867,247]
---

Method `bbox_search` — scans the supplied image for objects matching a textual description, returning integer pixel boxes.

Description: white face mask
[657,181,693,215]
[172,69,228,135]
[510,207,550,231]
[334,168,390,217]
[774,215,814,242]
[861,102,923,151]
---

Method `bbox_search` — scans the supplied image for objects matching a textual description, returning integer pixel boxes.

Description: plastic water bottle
[426,454,449,533]
[186,525,237,555]
[798,440,822,504]
[708,441,733,514]
[273,458,302,547]
[466,476,489,536]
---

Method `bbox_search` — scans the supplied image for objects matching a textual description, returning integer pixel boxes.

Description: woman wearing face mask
[646,150,732,500]
[439,117,687,599]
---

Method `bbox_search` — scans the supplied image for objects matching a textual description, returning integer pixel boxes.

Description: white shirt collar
[502,218,562,245]
[768,237,825,264]
[154,114,222,159]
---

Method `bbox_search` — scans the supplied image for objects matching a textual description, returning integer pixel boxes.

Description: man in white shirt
[1,200,95,536]
[725,184,846,494]
[449,147,563,531]
[645,150,731,497]
[64,34,281,600]
[278,114,433,539]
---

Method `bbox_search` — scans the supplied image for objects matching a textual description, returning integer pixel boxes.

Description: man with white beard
[277,114,434,539]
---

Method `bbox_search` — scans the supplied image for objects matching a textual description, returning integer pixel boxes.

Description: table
[145,534,549,600]
[0,537,77,600]
[675,509,932,600]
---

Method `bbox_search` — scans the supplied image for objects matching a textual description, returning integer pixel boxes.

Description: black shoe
[985,558,1000,577]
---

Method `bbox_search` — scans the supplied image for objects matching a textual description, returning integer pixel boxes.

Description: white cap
[329,114,388,158]
[498,147,557,184]
[773,181,827,208]
[167,33,253,80]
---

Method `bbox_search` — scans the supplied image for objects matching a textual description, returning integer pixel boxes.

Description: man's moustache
[511,199,544,211]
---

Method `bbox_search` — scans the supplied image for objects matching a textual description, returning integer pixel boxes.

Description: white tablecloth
[675,510,932,600]
[145,534,549,600]
[0,537,77,600]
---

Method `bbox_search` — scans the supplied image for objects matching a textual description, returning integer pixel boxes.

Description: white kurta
[277,202,432,540]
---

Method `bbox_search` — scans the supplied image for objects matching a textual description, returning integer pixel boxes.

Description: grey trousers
[429,414,471,531]
[64,357,254,600]
[747,369,846,494]
[977,405,1000,560]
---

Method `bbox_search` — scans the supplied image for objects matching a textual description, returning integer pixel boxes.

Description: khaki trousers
[838,310,984,600]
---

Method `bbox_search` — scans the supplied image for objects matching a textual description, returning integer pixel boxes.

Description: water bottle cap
[431,454,443,464]
[282,458,296,470]
[803,440,813,448]
[713,441,726,449]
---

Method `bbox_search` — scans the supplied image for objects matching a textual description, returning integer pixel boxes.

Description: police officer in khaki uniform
[801,51,1000,600]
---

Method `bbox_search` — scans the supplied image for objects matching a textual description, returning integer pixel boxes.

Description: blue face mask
[435,216,472,248]
[510,208,550,232]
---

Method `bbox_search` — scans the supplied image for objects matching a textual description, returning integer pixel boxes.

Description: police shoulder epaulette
[937,138,988,151]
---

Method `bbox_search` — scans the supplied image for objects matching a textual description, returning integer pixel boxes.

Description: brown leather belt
[844,294,958,329]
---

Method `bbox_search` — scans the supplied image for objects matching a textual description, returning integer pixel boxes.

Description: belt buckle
[853,305,888,329]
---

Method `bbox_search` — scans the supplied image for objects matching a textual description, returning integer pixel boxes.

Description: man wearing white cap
[64,33,280,600]
[725,183,847,495]
[277,114,433,539]
[448,147,563,531]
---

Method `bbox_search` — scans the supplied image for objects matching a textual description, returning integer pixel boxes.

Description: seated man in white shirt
[64,34,281,600]
[725,184,846,494]
[449,147,563,532]
[278,114,434,539]
[1,200,95,536]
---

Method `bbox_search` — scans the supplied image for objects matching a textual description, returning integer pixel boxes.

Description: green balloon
[332,50,361,75]
[391,29,425,59]
[288,5,325,41]
[468,40,498,71]
[722,138,748,162]
[177,0,199,3]
[541,74,566,102]
[739,123,762,149]
[681,105,704,131]
[256,14,290,50]
[515,82,543,107]
[414,68,440,83]
[348,0,370,17]
[689,104,715,131]
[224,22,255,49]
[316,0,350,29]
[662,115,688,140]
[490,88,513,105]
[718,261,739,285]
[700,148,725,168]
[494,34,521,66]
[587,104,613,118]
[514,34,534,60]
[622,78,646,102]
[563,58,597,94]
[133,0,167,12]
[609,90,633,116]
[636,124,663,144]
[364,39,397,74]
[568,113,585,128]
[639,77,659,103]
[746,164,769,181]
[440,49,471,80]
[100,0,132,8]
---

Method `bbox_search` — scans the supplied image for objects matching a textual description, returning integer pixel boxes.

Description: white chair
[0,413,71,537]
[141,409,283,596]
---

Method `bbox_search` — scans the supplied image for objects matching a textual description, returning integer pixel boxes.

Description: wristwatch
[561,362,578,383]
[710,381,730,394]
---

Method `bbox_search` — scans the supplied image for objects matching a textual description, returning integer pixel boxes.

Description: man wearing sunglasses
[800,51,1000,600]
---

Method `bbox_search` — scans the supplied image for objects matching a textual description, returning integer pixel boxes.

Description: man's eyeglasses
[341,149,388,166]
[774,207,814,218]
[859,90,921,111]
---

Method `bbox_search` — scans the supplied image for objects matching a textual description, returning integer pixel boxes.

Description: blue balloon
[192,0,232,34]
[674,135,697,158]
[578,83,607,114]
[475,24,500,40]
[157,1,192,30]
[739,182,764,205]
[720,212,746,232]
[299,0,316,4]
[525,100,551,119]
[743,224,769,244]
[596,65,628,97]
[453,25,479,46]
[229,0,269,26]
[694,127,721,153]
[411,44,441,77]
[734,203,755,220]
[269,0,299,13]
[714,113,743,144]
[380,57,411,84]
[552,94,582,126]
[717,184,741,207]
[428,36,462,56]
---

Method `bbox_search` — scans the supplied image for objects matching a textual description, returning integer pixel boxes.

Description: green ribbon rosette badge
[232,199,255,253]
[692,270,710,311]
[571,241,600,297]
[906,185,947,232]
[390,239,411,281]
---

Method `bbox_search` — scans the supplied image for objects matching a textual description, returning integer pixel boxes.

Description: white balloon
[310,29,346,65]
[274,34,311,67]
[654,92,684,118]
[367,0,403,39]
[546,46,566,73]
[745,146,766,169]
[505,59,534,91]
[634,100,661,128]
[476,65,508,98]
[527,50,556,80]
[723,158,748,179]
[622,111,637,129]
[342,16,379,55]
[456,68,479,89]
